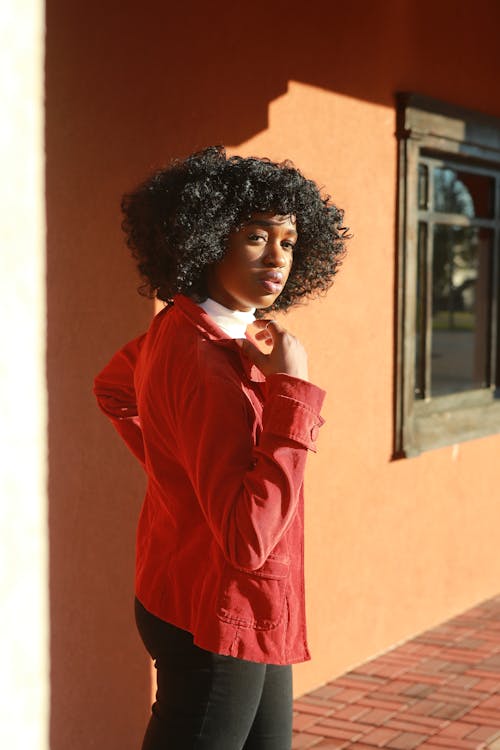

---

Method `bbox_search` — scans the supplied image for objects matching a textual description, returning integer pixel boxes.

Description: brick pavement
[292,594,500,749]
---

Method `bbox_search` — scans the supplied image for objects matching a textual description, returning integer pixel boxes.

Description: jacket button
[310,424,319,441]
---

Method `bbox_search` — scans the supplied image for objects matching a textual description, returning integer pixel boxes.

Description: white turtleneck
[198,297,256,339]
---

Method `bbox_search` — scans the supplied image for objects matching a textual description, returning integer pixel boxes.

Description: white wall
[0,0,48,748]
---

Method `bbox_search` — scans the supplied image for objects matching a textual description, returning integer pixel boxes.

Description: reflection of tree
[432,226,478,329]
[431,168,478,330]
[434,168,475,217]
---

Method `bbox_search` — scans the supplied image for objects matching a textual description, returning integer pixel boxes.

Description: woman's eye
[282,241,295,251]
[248,234,266,242]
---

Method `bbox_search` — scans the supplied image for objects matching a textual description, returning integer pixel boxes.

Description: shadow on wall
[45,0,500,747]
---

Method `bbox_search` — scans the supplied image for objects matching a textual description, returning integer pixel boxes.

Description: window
[395,93,500,457]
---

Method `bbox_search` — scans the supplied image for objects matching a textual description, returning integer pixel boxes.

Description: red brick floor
[292,594,500,750]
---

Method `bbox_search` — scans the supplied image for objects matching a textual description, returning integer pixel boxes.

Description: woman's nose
[263,240,287,267]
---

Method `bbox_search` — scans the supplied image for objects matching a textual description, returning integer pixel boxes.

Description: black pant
[134,598,293,749]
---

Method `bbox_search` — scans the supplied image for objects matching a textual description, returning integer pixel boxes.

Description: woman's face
[205,212,297,311]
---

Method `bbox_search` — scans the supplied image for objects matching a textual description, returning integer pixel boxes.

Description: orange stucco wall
[46,1,500,747]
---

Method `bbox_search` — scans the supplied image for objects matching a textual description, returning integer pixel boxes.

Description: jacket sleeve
[177,367,326,572]
[93,334,147,468]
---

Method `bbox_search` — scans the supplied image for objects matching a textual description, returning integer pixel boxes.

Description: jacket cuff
[263,374,326,452]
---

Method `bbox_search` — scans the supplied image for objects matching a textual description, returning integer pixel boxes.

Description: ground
[293,594,500,749]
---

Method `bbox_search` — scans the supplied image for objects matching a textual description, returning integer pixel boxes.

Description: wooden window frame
[395,92,500,457]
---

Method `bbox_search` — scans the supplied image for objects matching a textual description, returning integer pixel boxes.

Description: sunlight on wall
[229,80,393,175]
[0,0,48,747]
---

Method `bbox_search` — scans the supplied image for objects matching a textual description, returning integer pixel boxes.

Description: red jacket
[93,293,326,664]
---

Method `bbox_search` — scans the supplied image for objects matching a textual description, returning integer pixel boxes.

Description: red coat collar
[172,294,266,384]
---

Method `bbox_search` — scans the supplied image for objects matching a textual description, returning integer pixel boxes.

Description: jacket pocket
[216,556,289,630]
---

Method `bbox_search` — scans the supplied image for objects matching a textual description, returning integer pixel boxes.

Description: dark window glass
[415,222,427,398]
[418,164,428,209]
[433,168,494,218]
[431,225,493,396]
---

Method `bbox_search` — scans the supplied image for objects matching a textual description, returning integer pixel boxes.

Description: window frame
[395,92,500,457]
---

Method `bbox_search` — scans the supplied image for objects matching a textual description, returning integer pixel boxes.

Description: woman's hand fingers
[252,319,282,345]
[237,320,309,381]
[253,319,284,333]
[254,330,273,343]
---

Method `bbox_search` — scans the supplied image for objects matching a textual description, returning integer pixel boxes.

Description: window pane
[415,222,427,398]
[431,225,493,396]
[433,167,494,218]
[418,164,428,209]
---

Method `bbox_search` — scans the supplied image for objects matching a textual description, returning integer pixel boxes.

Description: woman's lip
[258,279,284,294]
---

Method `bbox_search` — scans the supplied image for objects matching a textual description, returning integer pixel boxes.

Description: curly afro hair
[121,145,351,316]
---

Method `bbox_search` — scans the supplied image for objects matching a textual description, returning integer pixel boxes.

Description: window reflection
[431,225,492,396]
[434,168,494,218]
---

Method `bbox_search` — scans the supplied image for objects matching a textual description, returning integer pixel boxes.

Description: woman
[94,146,349,749]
